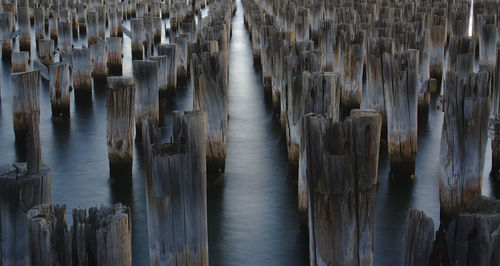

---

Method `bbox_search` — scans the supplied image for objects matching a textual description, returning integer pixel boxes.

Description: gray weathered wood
[404,209,434,266]
[0,12,13,60]
[87,10,99,46]
[27,112,41,174]
[141,110,208,266]
[383,49,419,179]
[49,62,71,120]
[131,18,144,60]
[133,60,159,141]
[11,51,29,73]
[73,47,93,101]
[11,70,41,140]
[90,39,109,84]
[38,39,55,67]
[440,70,490,220]
[107,77,135,182]
[107,37,123,76]
[305,109,381,266]
[157,43,177,95]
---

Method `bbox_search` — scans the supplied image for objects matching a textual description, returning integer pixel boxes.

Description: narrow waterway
[207,1,308,265]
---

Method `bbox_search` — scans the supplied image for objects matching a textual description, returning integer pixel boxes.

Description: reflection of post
[142,111,208,266]
[107,77,135,182]
[305,110,381,266]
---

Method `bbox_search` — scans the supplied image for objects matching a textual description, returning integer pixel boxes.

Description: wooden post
[49,62,71,120]
[490,47,500,178]
[87,10,99,46]
[383,49,419,179]
[305,110,382,266]
[157,43,177,95]
[107,37,123,76]
[78,3,87,34]
[131,18,144,60]
[175,35,188,86]
[404,209,434,266]
[133,60,159,141]
[34,7,45,43]
[73,47,93,101]
[58,21,73,58]
[18,7,31,52]
[365,37,394,135]
[440,70,490,221]
[107,77,135,182]
[90,39,109,85]
[429,14,446,91]
[27,203,131,266]
[297,71,341,224]
[11,70,40,140]
[1,108,50,265]
[478,14,497,70]
[142,110,208,266]
[49,16,58,46]
[96,5,106,40]
[0,12,13,61]
[295,7,309,42]
[192,50,227,179]
[340,30,365,118]
[153,16,161,44]
[11,51,29,73]
[72,10,79,38]
[109,10,119,37]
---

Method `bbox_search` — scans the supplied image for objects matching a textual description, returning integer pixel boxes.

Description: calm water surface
[0,1,498,265]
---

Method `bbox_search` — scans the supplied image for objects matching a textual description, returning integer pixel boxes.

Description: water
[0,1,498,265]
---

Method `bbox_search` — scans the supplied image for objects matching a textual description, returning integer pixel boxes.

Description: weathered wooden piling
[157,43,177,95]
[365,37,394,132]
[175,35,189,86]
[73,47,93,101]
[72,10,79,38]
[141,110,208,266]
[87,10,99,46]
[49,63,71,120]
[96,5,106,39]
[107,37,123,76]
[429,14,446,90]
[58,21,73,57]
[440,70,490,220]
[490,47,500,178]
[478,14,497,70]
[295,7,309,42]
[340,30,365,117]
[404,210,435,266]
[11,70,41,140]
[192,50,228,179]
[78,3,87,34]
[27,203,131,266]
[109,10,119,37]
[383,49,419,179]
[305,110,381,266]
[11,51,30,72]
[405,196,500,265]
[34,7,45,43]
[297,71,341,222]
[90,39,109,84]
[1,111,51,265]
[49,16,58,46]
[131,18,144,60]
[0,12,13,61]
[106,77,135,182]
[133,60,159,141]
[18,7,31,52]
